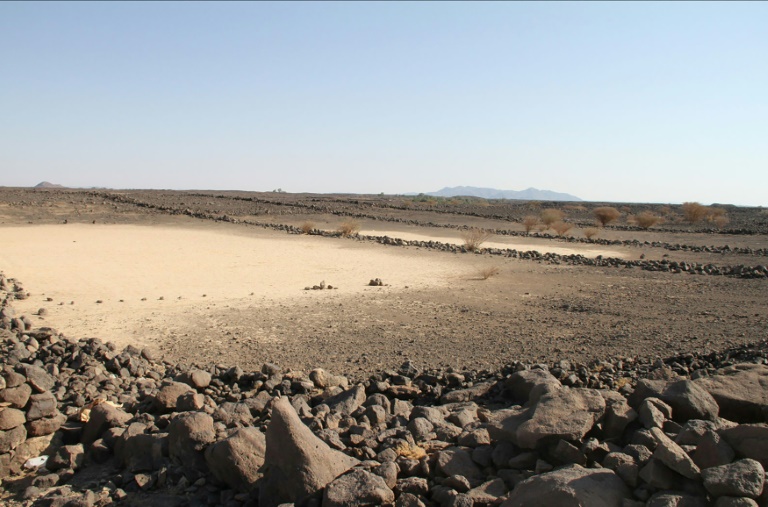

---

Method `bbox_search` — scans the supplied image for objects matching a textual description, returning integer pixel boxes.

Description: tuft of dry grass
[522,216,539,234]
[583,227,599,240]
[634,211,663,230]
[551,221,573,236]
[337,220,360,237]
[460,228,493,251]
[682,202,709,223]
[299,221,315,234]
[593,206,621,227]
[477,265,501,280]
[564,204,587,212]
[540,209,564,228]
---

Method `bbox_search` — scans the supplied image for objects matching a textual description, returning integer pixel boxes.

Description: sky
[1,2,767,205]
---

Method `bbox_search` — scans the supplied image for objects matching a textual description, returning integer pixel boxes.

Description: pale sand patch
[359,228,631,259]
[0,223,470,350]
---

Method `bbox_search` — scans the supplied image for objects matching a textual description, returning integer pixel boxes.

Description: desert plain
[1,187,766,378]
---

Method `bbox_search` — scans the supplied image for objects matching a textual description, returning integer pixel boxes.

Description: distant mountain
[423,186,581,202]
[34,181,66,189]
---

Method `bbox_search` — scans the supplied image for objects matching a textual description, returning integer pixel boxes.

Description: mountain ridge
[422,186,581,201]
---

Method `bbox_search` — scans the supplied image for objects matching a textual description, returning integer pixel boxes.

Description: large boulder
[18,364,55,393]
[504,369,561,405]
[719,424,768,468]
[322,384,367,416]
[515,388,606,449]
[153,381,196,413]
[500,464,631,507]
[701,459,765,499]
[82,402,132,446]
[205,427,266,493]
[168,412,215,471]
[630,379,718,422]
[695,364,768,423]
[259,396,359,507]
[323,469,395,507]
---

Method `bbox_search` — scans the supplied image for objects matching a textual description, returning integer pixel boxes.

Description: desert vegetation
[583,227,599,239]
[337,220,360,237]
[593,206,621,227]
[682,202,709,223]
[551,221,573,237]
[477,265,501,280]
[299,221,315,234]
[633,211,663,230]
[460,228,493,251]
[522,216,539,234]
[540,209,564,228]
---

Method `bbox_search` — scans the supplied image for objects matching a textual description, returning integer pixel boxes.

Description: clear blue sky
[2,2,766,205]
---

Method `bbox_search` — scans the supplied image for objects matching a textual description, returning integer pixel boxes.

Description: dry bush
[709,206,727,218]
[634,211,663,230]
[460,228,493,251]
[540,209,564,227]
[620,206,632,214]
[682,202,709,223]
[551,221,573,236]
[593,207,621,227]
[713,215,730,228]
[522,216,539,234]
[583,227,599,240]
[337,220,360,237]
[564,204,587,212]
[659,205,673,216]
[299,221,315,234]
[477,265,501,280]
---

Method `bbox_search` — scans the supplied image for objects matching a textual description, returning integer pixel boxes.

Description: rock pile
[3,273,768,506]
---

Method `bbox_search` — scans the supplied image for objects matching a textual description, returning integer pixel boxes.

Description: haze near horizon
[1,2,766,206]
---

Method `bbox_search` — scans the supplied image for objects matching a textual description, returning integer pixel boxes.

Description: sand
[0,223,470,350]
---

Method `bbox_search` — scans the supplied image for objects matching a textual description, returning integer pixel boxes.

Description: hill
[34,181,66,189]
[424,186,581,201]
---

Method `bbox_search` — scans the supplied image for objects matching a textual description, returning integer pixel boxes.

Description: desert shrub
[564,204,587,212]
[593,207,621,227]
[460,228,493,251]
[477,265,501,280]
[634,211,663,230]
[551,221,573,236]
[522,216,539,234]
[337,220,360,237]
[682,202,709,223]
[299,221,315,234]
[620,206,632,214]
[713,215,730,228]
[583,227,599,239]
[540,209,564,227]
[659,205,673,216]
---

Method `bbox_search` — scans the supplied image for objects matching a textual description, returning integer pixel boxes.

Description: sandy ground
[1,223,470,351]
[1,189,765,378]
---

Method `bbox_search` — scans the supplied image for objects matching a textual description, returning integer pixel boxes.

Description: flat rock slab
[516,388,606,449]
[500,464,631,507]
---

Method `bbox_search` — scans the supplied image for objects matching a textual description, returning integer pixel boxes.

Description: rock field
[3,270,768,506]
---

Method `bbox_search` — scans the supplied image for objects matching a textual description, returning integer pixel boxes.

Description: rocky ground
[0,187,767,506]
[3,272,768,506]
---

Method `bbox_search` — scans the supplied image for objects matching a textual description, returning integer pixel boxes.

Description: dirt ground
[1,188,766,379]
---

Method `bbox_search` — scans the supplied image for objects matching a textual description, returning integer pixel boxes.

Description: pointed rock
[259,396,359,507]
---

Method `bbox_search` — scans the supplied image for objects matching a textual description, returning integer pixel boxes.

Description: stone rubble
[2,271,768,506]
